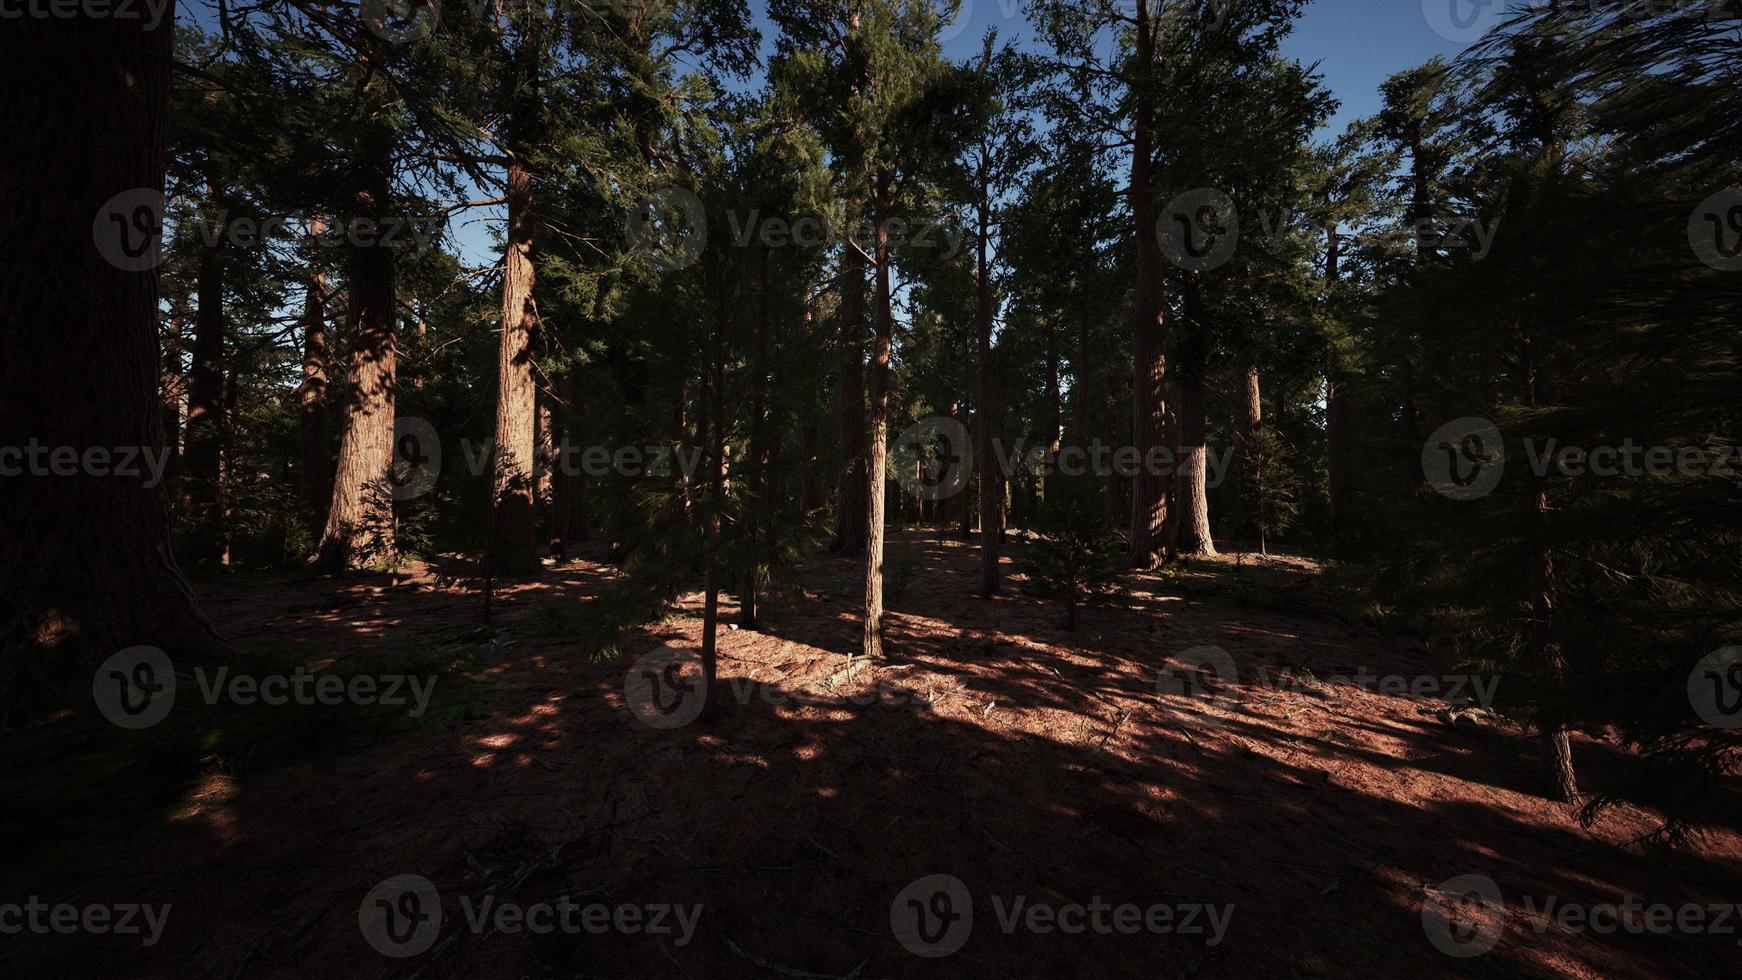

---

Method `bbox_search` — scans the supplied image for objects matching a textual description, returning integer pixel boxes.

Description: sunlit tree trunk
[862,177,894,660]
[488,74,541,573]
[1174,279,1216,558]
[315,108,398,571]
[974,178,1002,595]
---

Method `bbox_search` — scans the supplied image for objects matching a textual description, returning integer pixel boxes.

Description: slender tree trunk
[699,312,726,720]
[182,179,227,560]
[974,184,1002,595]
[742,246,772,627]
[1174,278,1216,558]
[1128,0,1169,568]
[1523,335,1577,803]
[1,9,227,714]
[297,220,332,537]
[955,394,974,541]
[489,150,540,573]
[862,179,894,660]
[315,115,398,571]
[1238,361,1261,549]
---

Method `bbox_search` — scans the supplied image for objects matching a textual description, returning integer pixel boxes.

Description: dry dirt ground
[5,531,1740,978]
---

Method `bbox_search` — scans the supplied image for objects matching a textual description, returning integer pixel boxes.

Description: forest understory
[7,532,1736,979]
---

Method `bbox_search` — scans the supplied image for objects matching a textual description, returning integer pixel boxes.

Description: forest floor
[6,530,1740,978]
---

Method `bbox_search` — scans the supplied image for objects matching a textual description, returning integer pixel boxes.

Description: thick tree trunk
[1127,0,1169,568]
[832,242,869,555]
[315,119,398,571]
[297,221,332,538]
[862,181,894,660]
[1,10,226,714]
[1175,280,1216,559]
[182,180,227,560]
[489,153,540,573]
[1175,373,1216,558]
[974,188,1002,595]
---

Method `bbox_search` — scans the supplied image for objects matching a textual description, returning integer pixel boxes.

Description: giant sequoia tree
[0,14,226,713]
